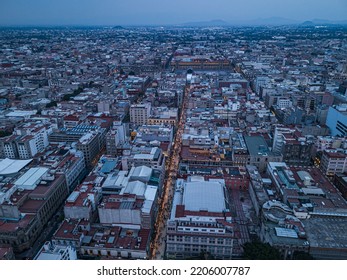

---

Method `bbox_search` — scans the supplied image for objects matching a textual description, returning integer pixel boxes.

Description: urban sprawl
[0,25,346,260]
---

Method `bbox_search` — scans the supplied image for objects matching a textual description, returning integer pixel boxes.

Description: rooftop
[244,135,274,157]
[183,180,226,213]
[0,158,32,176]
[14,167,49,190]
[303,217,347,249]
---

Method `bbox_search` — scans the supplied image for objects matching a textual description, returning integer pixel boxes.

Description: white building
[166,177,234,259]
[35,241,77,260]
[0,121,52,159]
[98,166,158,229]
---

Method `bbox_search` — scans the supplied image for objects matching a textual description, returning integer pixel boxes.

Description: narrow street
[150,84,189,259]
[224,176,250,256]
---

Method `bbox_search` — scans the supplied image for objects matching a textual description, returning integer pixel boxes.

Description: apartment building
[130,103,151,125]
[320,150,347,176]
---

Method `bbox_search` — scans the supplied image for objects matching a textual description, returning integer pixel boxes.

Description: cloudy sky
[0,0,346,26]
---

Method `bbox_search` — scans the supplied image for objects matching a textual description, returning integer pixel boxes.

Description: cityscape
[0,18,347,261]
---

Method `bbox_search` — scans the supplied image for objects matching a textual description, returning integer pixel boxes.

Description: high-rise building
[76,132,101,170]
[272,126,313,166]
[326,105,347,136]
[130,104,151,125]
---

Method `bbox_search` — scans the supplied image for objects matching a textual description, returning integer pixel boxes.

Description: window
[217,238,224,245]
[176,244,183,251]
[184,236,191,242]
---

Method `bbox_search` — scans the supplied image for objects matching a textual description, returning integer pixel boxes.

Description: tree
[242,241,281,260]
[0,131,12,138]
[293,251,314,260]
[198,250,215,260]
[46,101,57,108]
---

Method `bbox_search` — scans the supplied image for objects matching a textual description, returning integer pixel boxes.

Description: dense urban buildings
[0,24,346,260]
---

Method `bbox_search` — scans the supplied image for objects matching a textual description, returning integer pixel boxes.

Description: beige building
[130,104,151,125]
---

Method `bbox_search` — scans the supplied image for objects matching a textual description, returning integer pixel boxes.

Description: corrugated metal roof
[14,167,49,190]
[131,166,152,180]
[0,158,32,175]
[122,181,146,196]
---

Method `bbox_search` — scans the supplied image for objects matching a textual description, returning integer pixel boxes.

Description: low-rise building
[244,135,282,173]
[34,241,77,260]
[320,150,347,176]
[166,177,234,259]
[0,245,15,260]
[64,175,103,221]
[0,167,68,253]
[52,219,150,259]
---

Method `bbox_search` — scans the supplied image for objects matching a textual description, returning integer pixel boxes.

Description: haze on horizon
[0,0,346,26]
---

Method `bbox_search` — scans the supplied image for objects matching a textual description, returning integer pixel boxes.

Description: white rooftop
[5,110,37,118]
[142,186,158,214]
[79,132,94,144]
[144,185,158,201]
[130,166,152,182]
[133,154,154,160]
[275,227,298,239]
[121,180,146,196]
[102,171,128,189]
[36,253,62,260]
[14,167,49,190]
[0,158,32,175]
[183,181,226,213]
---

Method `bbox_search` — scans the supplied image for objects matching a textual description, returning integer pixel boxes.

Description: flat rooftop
[183,180,226,213]
[303,217,347,249]
[244,135,274,157]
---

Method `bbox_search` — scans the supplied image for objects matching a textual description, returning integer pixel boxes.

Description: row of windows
[168,235,231,245]
[177,227,224,234]
[167,244,232,254]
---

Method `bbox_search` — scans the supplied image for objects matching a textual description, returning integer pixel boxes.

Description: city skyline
[0,0,346,26]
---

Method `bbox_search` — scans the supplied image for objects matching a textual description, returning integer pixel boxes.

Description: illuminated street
[150,85,189,259]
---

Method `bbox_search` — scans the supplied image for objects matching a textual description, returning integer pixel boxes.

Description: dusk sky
[0,0,346,26]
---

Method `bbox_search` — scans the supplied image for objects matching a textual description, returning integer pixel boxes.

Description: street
[150,84,189,259]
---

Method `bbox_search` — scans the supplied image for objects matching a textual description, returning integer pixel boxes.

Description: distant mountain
[181,17,300,27]
[179,17,347,27]
[301,19,347,25]
[181,19,229,27]
[301,21,315,26]
[112,25,125,29]
[242,17,300,26]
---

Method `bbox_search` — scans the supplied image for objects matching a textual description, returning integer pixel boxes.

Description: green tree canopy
[242,241,281,260]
